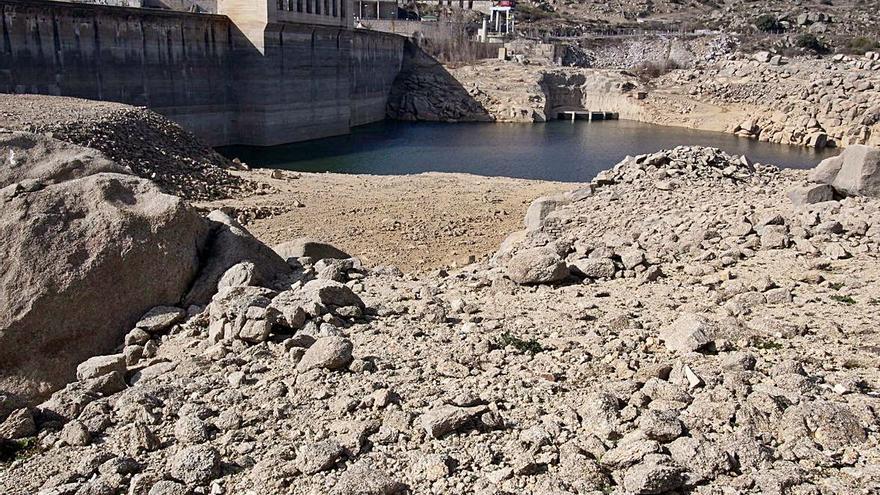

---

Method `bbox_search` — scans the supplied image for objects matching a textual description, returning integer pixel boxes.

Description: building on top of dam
[354,0,397,20]
[218,0,351,37]
[61,0,353,18]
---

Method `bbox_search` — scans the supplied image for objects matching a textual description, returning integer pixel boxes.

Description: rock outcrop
[810,144,880,197]
[0,132,125,185]
[0,133,208,408]
[388,52,880,150]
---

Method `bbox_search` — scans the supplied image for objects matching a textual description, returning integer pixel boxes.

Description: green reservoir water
[218,120,838,182]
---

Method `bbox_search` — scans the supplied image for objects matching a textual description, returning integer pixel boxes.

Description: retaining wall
[0,0,405,146]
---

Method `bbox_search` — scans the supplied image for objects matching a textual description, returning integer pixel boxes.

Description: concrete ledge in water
[557,110,620,122]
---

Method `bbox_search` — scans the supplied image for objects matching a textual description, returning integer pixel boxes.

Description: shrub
[796,33,827,53]
[831,294,857,305]
[0,438,35,463]
[755,14,781,32]
[846,36,878,55]
[497,332,545,355]
[633,58,682,80]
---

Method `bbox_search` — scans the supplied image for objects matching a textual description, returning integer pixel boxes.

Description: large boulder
[786,184,835,206]
[0,131,125,186]
[0,139,207,408]
[505,246,570,285]
[524,195,567,231]
[183,210,293,306]
[811,145,880,197]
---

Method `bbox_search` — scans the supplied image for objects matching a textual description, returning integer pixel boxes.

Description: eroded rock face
[0,134,207,408]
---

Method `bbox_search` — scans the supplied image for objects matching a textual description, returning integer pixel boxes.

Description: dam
[0,0,407,146]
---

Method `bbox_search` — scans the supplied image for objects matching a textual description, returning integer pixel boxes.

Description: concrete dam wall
[0,0,406,146]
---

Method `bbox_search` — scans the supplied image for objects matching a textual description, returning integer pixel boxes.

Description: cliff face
[386,53,880,150]
[386,58,642,124]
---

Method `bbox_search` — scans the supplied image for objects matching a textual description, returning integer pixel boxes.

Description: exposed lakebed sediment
[0,93,879,495]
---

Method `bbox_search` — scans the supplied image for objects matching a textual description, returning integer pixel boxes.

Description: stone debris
[659,313,715,354]
[296,337,354,372]
[786,183,836,206]
[169,445,221,485]
[75,354,127,382]
[135,306,187,334]
[296,439,345,475]
[420,404,487,439]
[1,145,880,495]
[0,94,253,200]
[0,408,36,440]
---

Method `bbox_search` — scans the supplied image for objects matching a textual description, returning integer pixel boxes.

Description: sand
[198,169,577,272]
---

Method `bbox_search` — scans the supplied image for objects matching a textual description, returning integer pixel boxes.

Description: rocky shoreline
[387,51,880,151]
[1,101,879,494]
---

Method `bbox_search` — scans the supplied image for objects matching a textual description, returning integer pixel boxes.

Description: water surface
[219,120,838,182]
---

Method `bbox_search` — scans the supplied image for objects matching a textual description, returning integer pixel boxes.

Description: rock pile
[0,94,253,200]
[1,146,879,495]
[670,54,880,148]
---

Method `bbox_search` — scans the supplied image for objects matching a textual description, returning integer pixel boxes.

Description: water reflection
[218,120,839,182]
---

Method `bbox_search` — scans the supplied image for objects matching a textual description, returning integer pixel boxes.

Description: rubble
[1,141,879,494]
